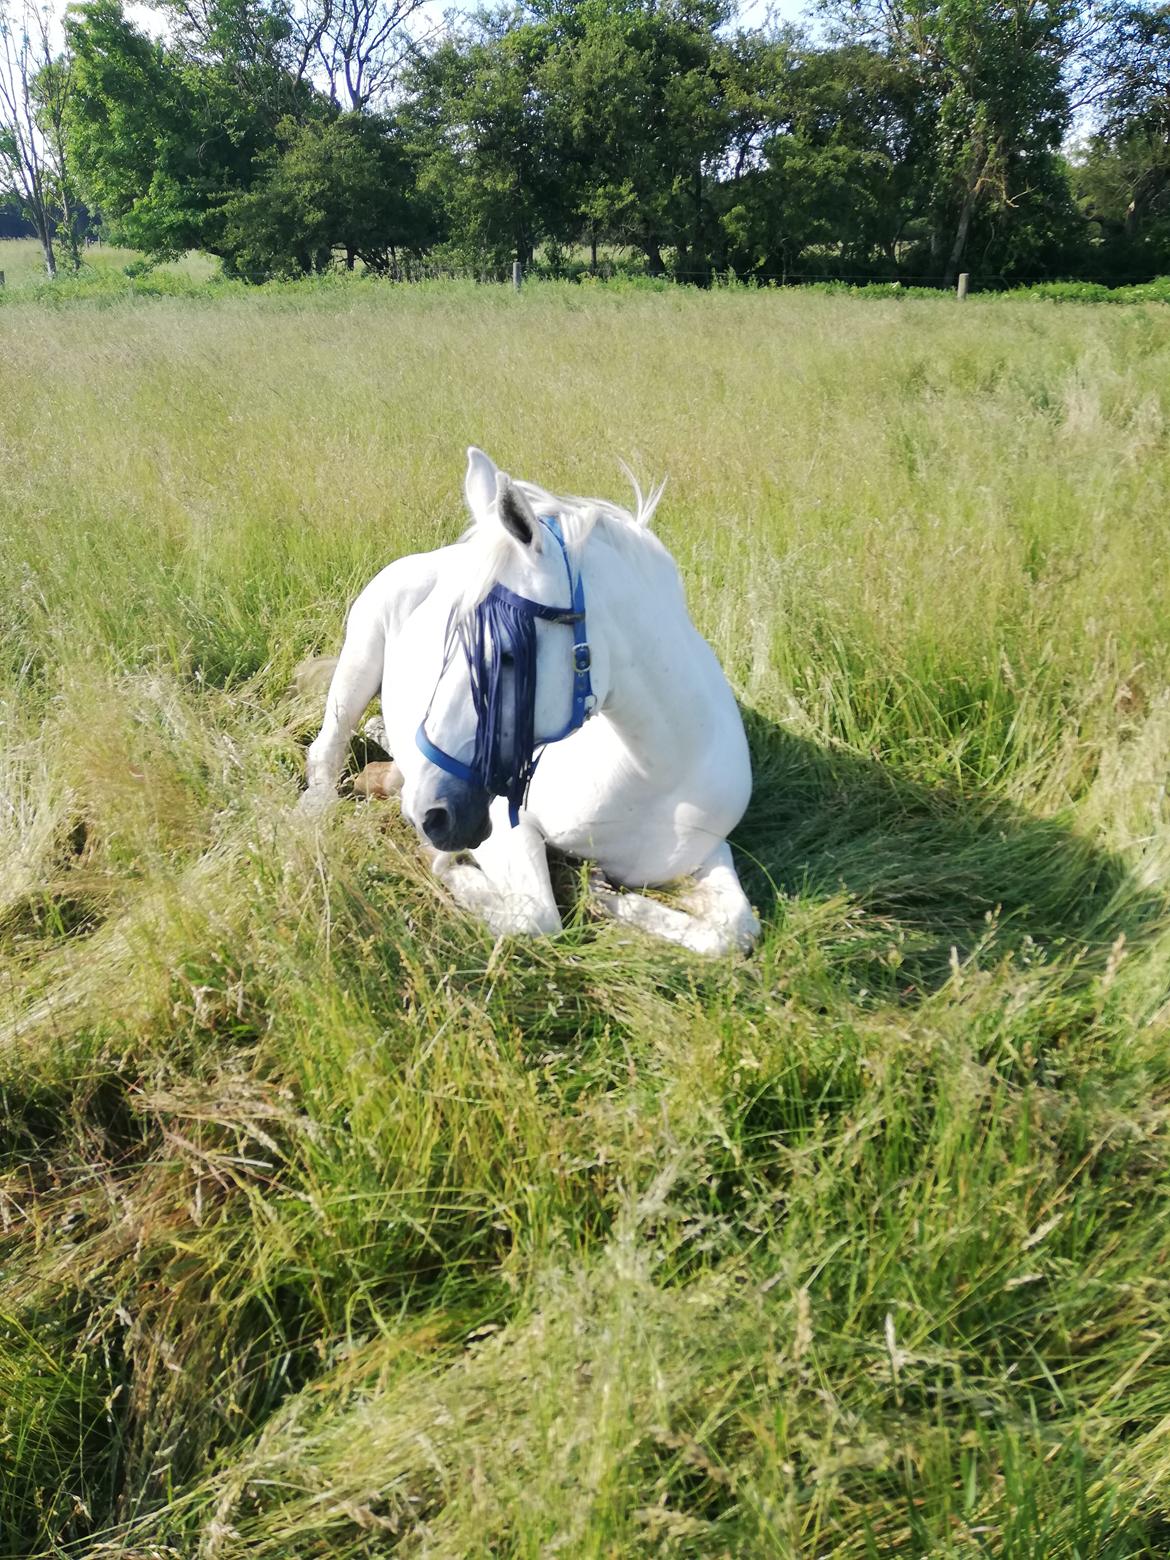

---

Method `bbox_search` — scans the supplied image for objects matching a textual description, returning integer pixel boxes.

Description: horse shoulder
[351,548,448,643]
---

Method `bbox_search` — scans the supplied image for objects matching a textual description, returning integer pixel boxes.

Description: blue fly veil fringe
[457,590,541,823]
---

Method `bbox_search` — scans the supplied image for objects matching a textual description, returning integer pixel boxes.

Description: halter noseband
[415,515,596,826]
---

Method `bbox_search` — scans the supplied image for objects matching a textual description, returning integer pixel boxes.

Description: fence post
[956,271,970,300]
[512,260,523,292]
[0,271,5,288]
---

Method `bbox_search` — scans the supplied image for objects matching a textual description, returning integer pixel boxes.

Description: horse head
[397,447,600,853]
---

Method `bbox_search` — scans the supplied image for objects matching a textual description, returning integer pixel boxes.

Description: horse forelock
[456,470,668,616]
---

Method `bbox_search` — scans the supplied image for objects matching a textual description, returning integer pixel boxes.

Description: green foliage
[45,0,1170,286]
[802,274,1170,301]
[1008,273,1170,301]
[719,42,930,280]
[220,112,436,280]
[1068,5,1170,283]
[539,0,733,274]
[66,0,249,258]
[407,16,569,270]
[825,0,1085,281]
[64,0,326,261]
[3,280,1170,1554]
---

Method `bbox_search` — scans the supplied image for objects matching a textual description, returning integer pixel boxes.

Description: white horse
[302,448,759,955]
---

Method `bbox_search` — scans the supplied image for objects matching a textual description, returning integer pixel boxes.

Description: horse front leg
[301,555,439,813]
[301,622,385,813]
[590,841,759,956]
[433,807,562,937]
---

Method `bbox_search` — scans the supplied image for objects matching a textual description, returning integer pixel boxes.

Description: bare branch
[315,0,429,110]
[0,0,70,275]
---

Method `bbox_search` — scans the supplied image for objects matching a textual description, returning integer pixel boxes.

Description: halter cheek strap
[415,515,596,826]
[504,515,594,739]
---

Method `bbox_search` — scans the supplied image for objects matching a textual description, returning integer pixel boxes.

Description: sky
[125,0,813,43]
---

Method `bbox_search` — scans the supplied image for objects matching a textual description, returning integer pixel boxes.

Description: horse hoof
[297,786,336,816]
[362,716,390,753]
[353,761,403,799]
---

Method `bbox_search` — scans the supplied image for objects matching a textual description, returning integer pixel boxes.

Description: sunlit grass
[2,277,1170,1557]
[0,237,219,290]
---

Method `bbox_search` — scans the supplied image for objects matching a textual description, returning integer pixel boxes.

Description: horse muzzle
[412,774,493,852]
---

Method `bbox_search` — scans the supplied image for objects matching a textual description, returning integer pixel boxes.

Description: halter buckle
[573,642,592,674]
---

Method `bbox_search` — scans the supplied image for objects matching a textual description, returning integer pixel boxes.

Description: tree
[156,0,428,117]
[219,110,435,277]
[66,0,320,260]
[0,0,81,276]
[718,35,932,279]
[407,14,570,270]
[156,0,326,127]
[405,0,734,277]
[826,0,1088,283]
[32,24,83,268]
[51,0,1139,287]
[543,0,733,275]
[67,0,434,276]
[315,0,430,111]
[1084,3,1170,263]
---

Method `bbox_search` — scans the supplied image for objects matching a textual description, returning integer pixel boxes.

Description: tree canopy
[40,0,1170,283]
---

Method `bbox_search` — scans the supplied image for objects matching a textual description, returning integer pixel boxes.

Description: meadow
[2,255,1170,1558]
[0,239,219,291]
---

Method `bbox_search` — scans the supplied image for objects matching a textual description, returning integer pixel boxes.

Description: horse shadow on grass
[732,704,1167,1000]
[345,704,1165,998]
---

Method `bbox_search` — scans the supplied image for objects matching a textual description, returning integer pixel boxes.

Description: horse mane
[458,467,669,613]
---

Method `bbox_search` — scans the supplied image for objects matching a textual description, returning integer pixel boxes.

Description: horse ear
[464,447,498,522]
[495,472,540,549]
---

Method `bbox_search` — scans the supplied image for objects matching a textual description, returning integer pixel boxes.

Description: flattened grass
[2,278,1170,1556]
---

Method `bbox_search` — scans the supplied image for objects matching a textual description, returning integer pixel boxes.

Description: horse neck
[587,532,715,773]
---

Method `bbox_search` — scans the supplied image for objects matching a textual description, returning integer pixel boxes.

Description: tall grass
[2,277,1170,1557]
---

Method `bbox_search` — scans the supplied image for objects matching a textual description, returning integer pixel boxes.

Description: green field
[3,277,1170,1558]
[0,238,220,291]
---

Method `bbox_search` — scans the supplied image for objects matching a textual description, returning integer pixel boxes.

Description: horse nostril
[423,805,450,843]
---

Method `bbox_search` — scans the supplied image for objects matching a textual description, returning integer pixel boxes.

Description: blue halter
[416,515,596,826]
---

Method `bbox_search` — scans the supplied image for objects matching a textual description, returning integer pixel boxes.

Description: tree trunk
[944,143,989,289]
[943,191,976,288]
[38,221,57,280]
[691,163,705,281]
[57,194,82,273]
[590,222,597,273]
[345,245,355,272]
[642,233,665,275]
